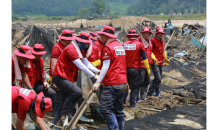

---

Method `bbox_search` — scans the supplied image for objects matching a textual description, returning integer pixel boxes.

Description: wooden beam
[164,30,175,50]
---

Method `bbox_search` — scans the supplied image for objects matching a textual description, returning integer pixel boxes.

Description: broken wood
[141,107,162,112]
[200,89,206,92]
[68,90,95,130]
[164,30,175,50]
[123,111,134,121]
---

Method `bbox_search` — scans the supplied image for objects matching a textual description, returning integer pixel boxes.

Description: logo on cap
[159,28,163,32]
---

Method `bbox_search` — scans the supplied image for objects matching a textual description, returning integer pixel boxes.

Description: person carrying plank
[12,86,52,130]
[47,29,75,113]
[52,32,100,125]
[147,27,170,97]
[92,26,127,130]
[122,29,150,107]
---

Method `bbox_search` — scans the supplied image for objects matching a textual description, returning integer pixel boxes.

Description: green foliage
[78,7,89,18]
[90,0,106,15]
[127,0,206,16]
[12,13,19,21]
[193,8,198,14]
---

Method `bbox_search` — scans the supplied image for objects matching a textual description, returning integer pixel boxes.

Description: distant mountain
[127,0,206,15]
[12,0,139,16]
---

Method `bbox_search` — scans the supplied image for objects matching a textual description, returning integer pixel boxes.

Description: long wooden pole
[179,28,192,51]
[164,30,175,50]
[68,90,95,130]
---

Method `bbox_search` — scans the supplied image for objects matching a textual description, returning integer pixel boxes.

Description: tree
[193,8,198,14]
[91,0,106,16]
[188,8,191,14]
[78,7,89,18]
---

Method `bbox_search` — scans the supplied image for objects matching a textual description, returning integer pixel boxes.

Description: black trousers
[138,67,151,99]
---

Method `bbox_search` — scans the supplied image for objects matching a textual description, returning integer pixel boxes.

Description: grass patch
[162,75,173,87]
[142,13,206,21]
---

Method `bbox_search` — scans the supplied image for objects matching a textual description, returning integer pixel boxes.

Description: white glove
[92,82,101,93]
[96,69,101,75]
[93,75,99,80]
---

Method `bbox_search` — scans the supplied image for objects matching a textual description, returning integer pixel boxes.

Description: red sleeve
[101,47,112,61]
[65,48,79,61]
[139,42,146,52]
[150,39,155,50]
[51,47,61,59]
[20,66,28,73]
[16,98,30,122]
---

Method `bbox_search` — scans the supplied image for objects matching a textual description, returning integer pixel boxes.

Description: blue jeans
[100,84,127,117]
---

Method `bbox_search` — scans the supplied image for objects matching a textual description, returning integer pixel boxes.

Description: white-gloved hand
[93,75,99,80]
[43,82,49,89]
[96,69,101,75]
[92,82,101,93]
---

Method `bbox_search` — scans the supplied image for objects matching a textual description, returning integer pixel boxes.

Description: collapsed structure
[11,16,206,130]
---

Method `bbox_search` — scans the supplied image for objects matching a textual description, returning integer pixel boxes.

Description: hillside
[127,0,206,16]
[12,0,139,16]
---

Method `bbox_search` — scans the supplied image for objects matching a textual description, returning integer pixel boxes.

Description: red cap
[140,27,153,34]
[155,27,166,34]
[75,32,93,43]
[35,92,52,118]
[14,45,35,59]
[96,26,118,39]
[58,29,75,40]
[32,44,47,55]
[126,30,140,37]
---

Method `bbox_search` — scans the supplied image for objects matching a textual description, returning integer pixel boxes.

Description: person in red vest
[12,86,52,130]
[137,27,159,101]
[147,27,170,97]
[47,29,75,114]
[92,26,127,130]
[12,45,35,91]
[52,32,100,125]
[88,32,105,69]
[48,29,75,87]
[122,30,150,108]
[24,44,57,113]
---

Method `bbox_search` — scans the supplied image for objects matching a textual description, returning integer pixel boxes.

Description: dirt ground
[32,16,206,29]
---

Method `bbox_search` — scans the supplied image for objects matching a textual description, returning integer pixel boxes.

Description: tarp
[191,36,205,49]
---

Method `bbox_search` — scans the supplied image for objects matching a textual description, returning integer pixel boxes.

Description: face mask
[76,40,89,50]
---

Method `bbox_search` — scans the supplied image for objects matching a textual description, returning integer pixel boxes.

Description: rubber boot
[155,86,161,97]
[53,111,61,125]
[105,114,119,130]
[61,98,76,119]
[147,80,155,96]
[116,116,125,130]
[130,90,138,107]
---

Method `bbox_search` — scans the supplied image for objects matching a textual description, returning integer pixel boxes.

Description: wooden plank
[141,107,162,112]
[164,30,175,50]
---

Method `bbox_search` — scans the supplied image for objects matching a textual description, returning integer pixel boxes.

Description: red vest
[101,40,127,86]
[12,86,36,108]
[95,39,105,69]
[138,38,153,68]
[49,41,66,77]
[25,58,45,87]
[151,37,165,66]
[53,44,79,83]
[123,38,145,70]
